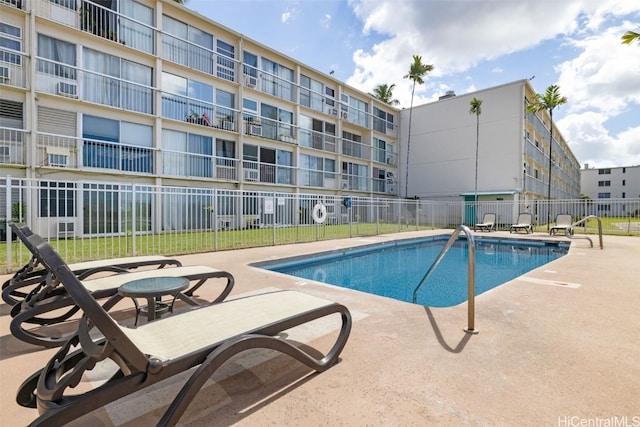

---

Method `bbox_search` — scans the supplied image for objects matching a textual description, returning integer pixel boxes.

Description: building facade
[401,80,581,209]
[581,165,640,216]
[0,0,399,231]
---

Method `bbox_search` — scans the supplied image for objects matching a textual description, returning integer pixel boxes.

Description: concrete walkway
[1,230,638,426]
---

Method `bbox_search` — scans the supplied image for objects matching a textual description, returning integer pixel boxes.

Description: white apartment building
[581,165,640,216]
[0,0,399,232]
[401,80,581,209]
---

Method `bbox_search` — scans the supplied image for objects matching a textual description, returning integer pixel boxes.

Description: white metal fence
[2,177,638,272]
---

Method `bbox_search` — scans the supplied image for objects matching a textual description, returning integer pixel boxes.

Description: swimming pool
[255,236,569,307]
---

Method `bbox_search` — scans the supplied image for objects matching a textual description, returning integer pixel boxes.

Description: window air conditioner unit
[341,111,348,119]
[57,82,78,98]
[244,169,259,181]
[58,221,75,238]
[341,180,349,190]
[249,124,262,136]
[325,106,337,116]
[244,75,257,88]
[0,66,9,81]
[48,153,69,167]
[386,183,396,194]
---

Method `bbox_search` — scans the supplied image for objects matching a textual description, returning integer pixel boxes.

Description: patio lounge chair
[475,213,496,232]
[3,222,183,306]
[550,214,574,236]
[8,224,235,348]
[16,232,352,426]
[509,213,533,234]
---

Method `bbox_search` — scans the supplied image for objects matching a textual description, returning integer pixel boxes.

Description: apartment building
[401,80,581,208]
[0,0,399,232]
[581,165,640,216]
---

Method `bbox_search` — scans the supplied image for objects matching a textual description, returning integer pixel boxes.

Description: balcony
[0,127,26,166]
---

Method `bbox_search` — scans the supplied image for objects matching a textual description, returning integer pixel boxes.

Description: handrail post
[413,224,478,334]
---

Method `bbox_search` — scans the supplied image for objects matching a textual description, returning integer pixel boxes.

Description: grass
[2,217,636,274]
[0,222,434,273]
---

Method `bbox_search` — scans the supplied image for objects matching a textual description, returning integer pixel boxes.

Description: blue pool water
[256,236,569,307]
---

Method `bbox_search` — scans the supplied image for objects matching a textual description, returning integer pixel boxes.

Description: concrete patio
[1,230,638,426]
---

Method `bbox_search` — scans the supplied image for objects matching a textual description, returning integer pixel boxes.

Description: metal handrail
[567,215,604,249]
[412,225,478,333]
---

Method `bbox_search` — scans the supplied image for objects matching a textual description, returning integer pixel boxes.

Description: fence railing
[1,177,638,272]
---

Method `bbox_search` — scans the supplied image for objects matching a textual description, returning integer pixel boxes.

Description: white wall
[400,81,526,201]
[580,165,640,200]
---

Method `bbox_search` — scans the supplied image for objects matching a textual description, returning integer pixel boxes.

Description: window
[342,131,363,159]
[243,50,258,80]
[300,154,335,187]
[162,129,213,178]
[598,181,611,187]
[0,22,21,65]
[37,34,76,79]
[325,86,335,106]
[216,39,235,82]
[83,48,153,113]
[373,137,392,164]
[597,193,611,199]
[300,74,324,111]
[373,107,394,133]
[260,57,294,101]
[119,0,154,53]
[622,180,626,186]
[83,115,153,173]
[341,94,368,127]
[162,16,214,74]
[40,181,75,217]
[598,168,611,175]
[342,161,368,191]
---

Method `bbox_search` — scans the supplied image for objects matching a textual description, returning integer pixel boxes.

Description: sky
[185,0,640,169]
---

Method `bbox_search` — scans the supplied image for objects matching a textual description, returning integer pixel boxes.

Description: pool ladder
[565,215,604,249]
[413,225,478,334]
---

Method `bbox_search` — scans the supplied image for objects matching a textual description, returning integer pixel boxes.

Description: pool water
[256,236,569,307]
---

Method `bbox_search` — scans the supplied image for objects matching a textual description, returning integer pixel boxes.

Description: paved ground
[1,230,638,426]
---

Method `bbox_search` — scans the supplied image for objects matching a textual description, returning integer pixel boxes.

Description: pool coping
[1,229,638,425]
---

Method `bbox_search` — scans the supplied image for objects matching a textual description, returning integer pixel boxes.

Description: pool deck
[1,230,638,426]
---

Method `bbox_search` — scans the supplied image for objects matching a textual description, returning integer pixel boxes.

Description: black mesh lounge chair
[8,224,235,348]
[550,214,574,236]
[2,223,183,306]
[509,213,534,234]
[475,213,496,232]
[16,232,352,426]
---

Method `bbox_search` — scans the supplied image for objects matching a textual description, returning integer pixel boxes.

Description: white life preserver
[312,203,327,224]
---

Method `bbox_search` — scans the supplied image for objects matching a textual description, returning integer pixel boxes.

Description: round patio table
[118,276,189,325]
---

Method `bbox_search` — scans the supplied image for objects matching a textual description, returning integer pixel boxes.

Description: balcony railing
[32,0,155,54]
[162,92,239,132]
[36,58,154,114]
[298,129,337,153]
[342,138,371,161]
[243,116,296,144]
[0,47,27,89]
[242,160,295,185]
[0,127,26,166]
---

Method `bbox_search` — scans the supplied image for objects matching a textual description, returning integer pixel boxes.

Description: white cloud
[321,13,332,29]
[281,11,292,23]
[344,0,640,166]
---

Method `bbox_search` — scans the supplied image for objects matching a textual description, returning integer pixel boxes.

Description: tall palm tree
[403,55,434,198]
[370,84,400,106]
[469,97,483,229]
[621,27,640,45]
[526,84,568,230]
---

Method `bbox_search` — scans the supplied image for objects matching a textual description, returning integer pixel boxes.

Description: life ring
[312,203,327,224]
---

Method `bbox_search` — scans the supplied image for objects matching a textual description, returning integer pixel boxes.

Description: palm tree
[469,97,483,230]
[403,55,434,198]
[621,27,640,45]
[370,84,400,106]
[526,84,568,230]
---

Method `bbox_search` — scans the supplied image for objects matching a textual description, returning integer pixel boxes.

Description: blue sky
[185,0,640,169]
